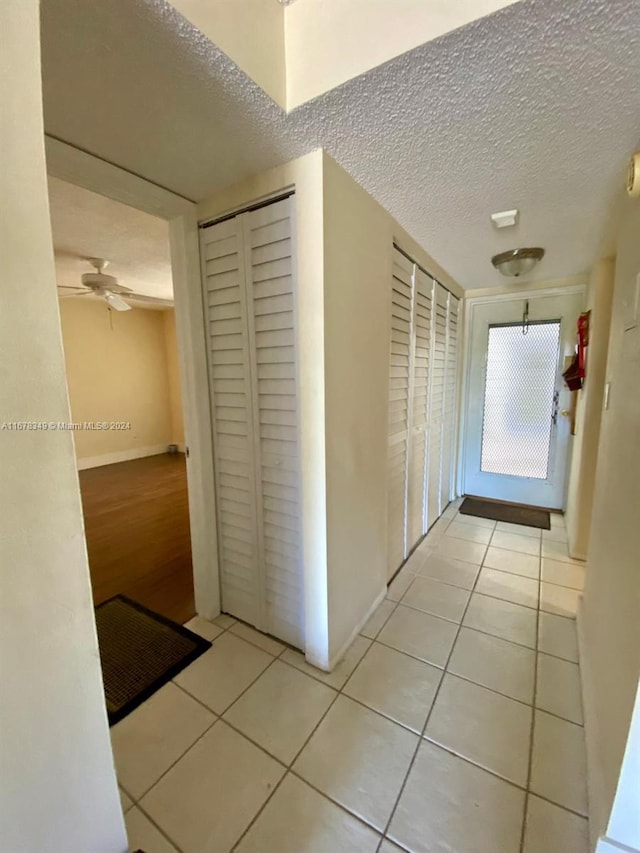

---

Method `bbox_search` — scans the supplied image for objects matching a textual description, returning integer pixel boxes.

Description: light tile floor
[115,503,589,853]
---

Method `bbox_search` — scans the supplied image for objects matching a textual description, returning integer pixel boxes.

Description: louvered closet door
[200,215,259,627]
[387,248,414,578]
[406,268,433,549]
[440,295,459,508]
[242,198,304,649]
[427,284,449,525]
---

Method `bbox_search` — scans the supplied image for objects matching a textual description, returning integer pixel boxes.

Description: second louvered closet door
[201,196,304,650]
[387,245,460,580]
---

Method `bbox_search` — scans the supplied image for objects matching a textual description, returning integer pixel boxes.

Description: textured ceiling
[41,0,640,289]
[48,177,173,299]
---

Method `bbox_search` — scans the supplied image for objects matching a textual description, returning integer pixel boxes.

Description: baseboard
[307,586,386,673]
[76,444,171,470]
[577,597,608,852]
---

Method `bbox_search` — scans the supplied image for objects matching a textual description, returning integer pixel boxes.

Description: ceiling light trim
[491,247,545,278]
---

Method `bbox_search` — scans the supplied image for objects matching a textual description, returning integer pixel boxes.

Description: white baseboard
[577,597,607,852]
[76,444,171,470]
[309,586,386,673]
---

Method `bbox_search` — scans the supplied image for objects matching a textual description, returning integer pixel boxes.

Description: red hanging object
[577,311,590,374]
[563,311,590,391]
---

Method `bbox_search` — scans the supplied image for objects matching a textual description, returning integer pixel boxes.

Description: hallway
[115,500,588,853]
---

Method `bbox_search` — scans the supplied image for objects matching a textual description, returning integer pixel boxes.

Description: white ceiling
[48,177,173,300]
[41,0,640,289]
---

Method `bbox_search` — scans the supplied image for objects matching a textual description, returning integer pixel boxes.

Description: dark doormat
[459,497,551,530]
[95,595,211,726]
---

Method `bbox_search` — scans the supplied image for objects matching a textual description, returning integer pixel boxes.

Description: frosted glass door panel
[480,322,560,480]
[463,293,584,509]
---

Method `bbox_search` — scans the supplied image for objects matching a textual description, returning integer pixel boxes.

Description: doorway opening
[47,175,195,624]
[461,290,584,510]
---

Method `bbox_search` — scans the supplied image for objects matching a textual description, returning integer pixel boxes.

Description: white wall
[565,259,614,559]
[0,2,126,851]
[579,195,640,849]
[284,0,520,109]
[169,0,286,107]
[59,298,177,467]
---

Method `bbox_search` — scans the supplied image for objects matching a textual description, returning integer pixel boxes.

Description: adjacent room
[48,177,194,624]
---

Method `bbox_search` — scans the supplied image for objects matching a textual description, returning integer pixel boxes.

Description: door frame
[45,136,221,619]
[457,283,586,507]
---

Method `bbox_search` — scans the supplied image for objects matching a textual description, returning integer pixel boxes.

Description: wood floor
[79,453,195,625]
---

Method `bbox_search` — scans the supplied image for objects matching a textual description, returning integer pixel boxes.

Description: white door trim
[459,284,586,508]
[45,136,221,619]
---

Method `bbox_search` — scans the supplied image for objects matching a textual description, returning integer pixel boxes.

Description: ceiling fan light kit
[491,247,545,278]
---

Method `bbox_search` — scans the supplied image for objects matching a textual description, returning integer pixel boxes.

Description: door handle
[560,410,571,417]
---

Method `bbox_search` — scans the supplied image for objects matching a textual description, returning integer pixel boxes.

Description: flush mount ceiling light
[491,247,545,278]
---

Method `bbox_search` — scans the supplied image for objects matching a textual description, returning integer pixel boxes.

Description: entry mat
[95,595,211,725]
[459,497,551,530]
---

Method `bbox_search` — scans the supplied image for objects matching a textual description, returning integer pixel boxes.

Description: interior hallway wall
[321,152,463,662]
[565,258,615,559]
[59,298,178,468]
[0,2,126,850]
[580,195,640,849]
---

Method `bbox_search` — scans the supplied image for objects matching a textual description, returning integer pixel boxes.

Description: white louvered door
[201,214,259,627]
[242,198,303,649]
[441,294,459,507]
[427,283,449,526]
[200,196,304,649]
[406,268,433,549]
[387,248,414,578]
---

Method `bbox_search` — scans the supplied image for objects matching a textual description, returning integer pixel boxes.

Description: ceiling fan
[57,258,173,311]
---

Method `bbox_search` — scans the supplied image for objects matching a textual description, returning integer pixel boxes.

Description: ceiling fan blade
[125,292,174,307]
[57,285,87,290]
[103,291,132,312]
[58,290,92,299]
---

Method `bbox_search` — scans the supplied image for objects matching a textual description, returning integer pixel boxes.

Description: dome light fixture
[491,247,545,278]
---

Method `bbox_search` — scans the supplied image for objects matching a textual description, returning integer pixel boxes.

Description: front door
[463,291,584,509]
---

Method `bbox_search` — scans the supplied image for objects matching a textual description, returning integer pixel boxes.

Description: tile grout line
[118,616,241,806]
[130,627,281,801]
[373,528,491,852]
[518,544,542,853]
[231,630,390,847]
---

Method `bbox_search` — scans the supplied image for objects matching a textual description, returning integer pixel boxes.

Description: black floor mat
[95,595,211,725]
[459,497,551,529]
